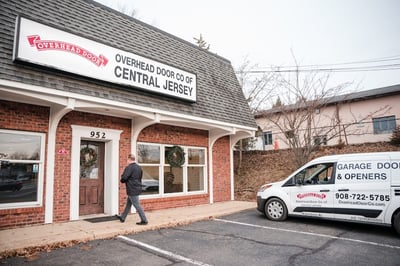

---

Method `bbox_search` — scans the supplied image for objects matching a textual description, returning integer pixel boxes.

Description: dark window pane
[163,166,183,194]
[264,131,272,145]
[373,116,396,134]
[141,166,159,195]
[0,162,39,203]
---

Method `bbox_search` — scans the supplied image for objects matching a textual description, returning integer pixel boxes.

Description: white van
[256,152,400,234]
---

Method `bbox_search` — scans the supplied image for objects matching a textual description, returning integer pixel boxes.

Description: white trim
[131,116,159,156]
[70,125,122,221]
[230,136,235,201]
[0,79,257,133]
[45,101,75,223]
[138,143,208,198]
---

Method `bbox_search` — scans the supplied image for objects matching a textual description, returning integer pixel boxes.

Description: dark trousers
[121,195,147,222]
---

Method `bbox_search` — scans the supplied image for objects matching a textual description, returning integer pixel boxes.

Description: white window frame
[138,142,208,198]
[0,129,45,209]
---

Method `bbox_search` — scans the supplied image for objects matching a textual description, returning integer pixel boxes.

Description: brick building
[0,0,256,228]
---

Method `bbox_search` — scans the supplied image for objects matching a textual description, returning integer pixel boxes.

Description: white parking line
[118,235,212,266]
[215,219,400,250]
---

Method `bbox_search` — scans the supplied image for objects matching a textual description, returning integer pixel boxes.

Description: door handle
[320,189,330,192]
[338,189,349,192]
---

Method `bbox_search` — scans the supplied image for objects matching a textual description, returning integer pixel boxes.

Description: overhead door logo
[297,193,326,199]
[27,35,108,67]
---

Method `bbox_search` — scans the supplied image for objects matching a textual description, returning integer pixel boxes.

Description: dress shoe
[136,221,148,225]
[115,214,125,223]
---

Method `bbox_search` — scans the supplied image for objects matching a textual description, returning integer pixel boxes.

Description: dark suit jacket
[120,162,143,196]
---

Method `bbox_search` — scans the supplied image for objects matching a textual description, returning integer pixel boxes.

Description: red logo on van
[27,35,108,67]
[297,193,326,199]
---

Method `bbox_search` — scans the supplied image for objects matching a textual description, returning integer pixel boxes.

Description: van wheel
[265,198,287,221]
[393,212,400,235]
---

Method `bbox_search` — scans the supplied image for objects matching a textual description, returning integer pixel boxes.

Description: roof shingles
[0,0,256,128]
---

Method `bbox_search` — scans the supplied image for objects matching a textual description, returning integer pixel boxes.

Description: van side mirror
[294,171,306,185]
[296,178,303,185]
[295,173,304,185]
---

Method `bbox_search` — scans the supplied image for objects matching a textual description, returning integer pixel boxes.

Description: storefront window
[0,130,44,206]
[138,144,161,195]
[138,144,160,164]
[187,148,205,191]
[164,166,183,193]
[138,143,207,196]
[141,165,160,195]
[188,167,204,191]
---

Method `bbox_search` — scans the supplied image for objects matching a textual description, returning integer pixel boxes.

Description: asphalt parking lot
[3,209,400,265]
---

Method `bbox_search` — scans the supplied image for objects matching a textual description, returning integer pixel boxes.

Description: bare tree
[236,58,277,112]
[258,57,391,167]
[234,58,277,173]
[270,62,346,166]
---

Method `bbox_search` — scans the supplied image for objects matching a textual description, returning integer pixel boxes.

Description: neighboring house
[0,0,256,228]
[255,84,400,150]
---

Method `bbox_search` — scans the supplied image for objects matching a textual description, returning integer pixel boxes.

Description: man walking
[116,154,148,225]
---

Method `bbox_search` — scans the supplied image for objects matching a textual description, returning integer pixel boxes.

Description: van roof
[309,151,400,164]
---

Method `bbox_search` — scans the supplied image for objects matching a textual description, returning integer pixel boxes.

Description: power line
[237,54,400,74]
[240,63,400,74]
[273,55,400,69]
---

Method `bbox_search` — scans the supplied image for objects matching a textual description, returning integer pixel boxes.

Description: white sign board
[13,17,197,102]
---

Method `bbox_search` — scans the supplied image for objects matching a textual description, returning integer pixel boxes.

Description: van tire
[393,212,400,235]
[265,198,287,221]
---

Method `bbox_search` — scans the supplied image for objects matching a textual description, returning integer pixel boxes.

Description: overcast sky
[94,0,400,92]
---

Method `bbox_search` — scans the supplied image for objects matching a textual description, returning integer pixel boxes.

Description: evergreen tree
[273,96,282,107]
[390,125,400,146]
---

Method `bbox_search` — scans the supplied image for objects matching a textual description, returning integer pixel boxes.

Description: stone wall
[234,142,400,201]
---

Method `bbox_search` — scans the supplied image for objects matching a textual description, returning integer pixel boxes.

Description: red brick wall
[138,124,208,146]
[212,136,231,202]
[1,101,234,227]
[0,100,49,228]
[142,194,209,211]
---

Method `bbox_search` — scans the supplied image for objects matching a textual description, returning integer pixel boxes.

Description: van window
[285,163,335,186]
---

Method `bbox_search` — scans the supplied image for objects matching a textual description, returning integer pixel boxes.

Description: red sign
[297,193,326,199]
[58,148,69,155]
[27,35,108,67]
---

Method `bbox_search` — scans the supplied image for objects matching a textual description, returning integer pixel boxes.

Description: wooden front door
[79,141,104,216]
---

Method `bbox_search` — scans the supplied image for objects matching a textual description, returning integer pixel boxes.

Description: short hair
[128,154,136,161]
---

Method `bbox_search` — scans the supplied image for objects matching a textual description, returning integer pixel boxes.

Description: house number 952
[90,131,106,139]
